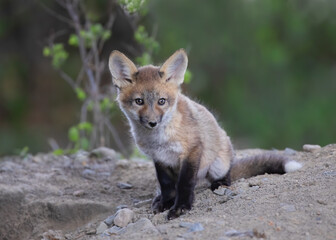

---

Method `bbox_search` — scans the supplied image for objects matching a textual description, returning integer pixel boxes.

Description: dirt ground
[0,144,335,240]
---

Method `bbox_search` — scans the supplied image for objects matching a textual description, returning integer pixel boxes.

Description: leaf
[20,146,29,157]
[184,69,192,84]
[102,30,111,40]
[78,121,92,132]
[68,127,79,142]
[80,138,90,150]
[90,23,103,36]
[75,88,86,101]
[68,34,79,46]
[53,149,64,156]
[43,47,51,57]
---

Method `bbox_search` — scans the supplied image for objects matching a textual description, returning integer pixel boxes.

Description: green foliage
[75,88,86,101]
[119,0,147,13]
[68,126,80,142]
[19,146,29,158]
[184,69,192,84]
[53,149,64,156]
[43,43,68,68]
[67,121,92,152]
[75,23,111,48]
[100,97,114,112]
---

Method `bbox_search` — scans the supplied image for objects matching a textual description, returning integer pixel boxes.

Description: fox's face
[109,49,188,129]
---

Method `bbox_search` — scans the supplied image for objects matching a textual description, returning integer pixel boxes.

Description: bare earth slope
[0,145,335,240]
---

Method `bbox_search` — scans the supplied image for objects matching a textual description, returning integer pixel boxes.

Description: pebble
[214,187,226,196]
[81,169,96,179]
[96,222,108,234]
[116,159,130,169]
[85,228,96,235]
[103,226,122,236]
[90,147,117,160]
[281,204,296,212]
[114,208,135,227]
[73,190,85,197]
[42,230,65,240]
[116,205,129,211]
[117,182,133,189]
[317,199,327,205]
[133,198,152,208]
[303,144,321,152]
[213,186,235,197]
[250,186,260,191]
[225,229,254,238]
[179,222,204,232]
[284,148,297,155]
[151,212,167,225]
[104,214,116,226]
[118,218,159,235]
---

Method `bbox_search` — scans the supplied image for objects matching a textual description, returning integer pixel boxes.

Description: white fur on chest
[130,122,182,167]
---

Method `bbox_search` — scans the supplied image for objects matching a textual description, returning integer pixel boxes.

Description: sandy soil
[0,144,335,240]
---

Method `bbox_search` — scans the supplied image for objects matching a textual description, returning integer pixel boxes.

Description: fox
[108,49,302,220]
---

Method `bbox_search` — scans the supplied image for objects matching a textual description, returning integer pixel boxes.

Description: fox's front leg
[152,162,177,214]
[167,157,200,220]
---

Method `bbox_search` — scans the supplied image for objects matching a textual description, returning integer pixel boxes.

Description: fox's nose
[148,122,157,128]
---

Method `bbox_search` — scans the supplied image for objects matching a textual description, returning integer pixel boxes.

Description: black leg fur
[152,162,176,214]
[167,159,199,220]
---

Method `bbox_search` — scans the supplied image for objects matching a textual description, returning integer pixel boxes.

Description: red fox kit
[108,49,302,219]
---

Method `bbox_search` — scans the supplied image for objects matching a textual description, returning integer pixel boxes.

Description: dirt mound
[0,145,335,240]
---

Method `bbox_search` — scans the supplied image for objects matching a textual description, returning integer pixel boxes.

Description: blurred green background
[0,0,335,155]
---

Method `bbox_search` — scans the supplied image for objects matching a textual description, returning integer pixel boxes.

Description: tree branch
[64,0,98,95]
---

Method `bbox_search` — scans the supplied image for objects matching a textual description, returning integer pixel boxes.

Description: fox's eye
[158,98,166,105]
[135,98,144,105]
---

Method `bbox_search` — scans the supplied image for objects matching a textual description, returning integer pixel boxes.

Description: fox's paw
[151,195,175,214]
[167,204,191,220]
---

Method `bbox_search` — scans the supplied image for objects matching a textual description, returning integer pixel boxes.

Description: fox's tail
[230,153,302,181]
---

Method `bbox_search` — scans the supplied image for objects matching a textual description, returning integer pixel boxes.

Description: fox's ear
[159,49,188,85]
[109,51,138,88]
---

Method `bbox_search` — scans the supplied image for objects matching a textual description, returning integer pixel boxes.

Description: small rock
[214,187,226,196]
[250,186,260,191]
[90,147,117,160]
[179,222,204,232]
[117,182,133,189]
[317,199,327,205]
[81,169,96,179]
[103,226,123,236]
[114,208,135,227]
[116,205,129,211]
[225,229,266,238]
[85,228,96,235]
[96,222,108,234]
[97,172,111,178]
[284,148,297,155]
[64,233,72,239]
[151,212,167,225]
[42,230,65,240]
[303,144,321,152]
[104,214,116,226]
[74,150,89,163]
[116,159,130,169]
[133,198,152,208]
[119,218,158,235]
[281,204,296,212]
[225,229,254,238]
[73,190,85,197]
[213,186,235,197]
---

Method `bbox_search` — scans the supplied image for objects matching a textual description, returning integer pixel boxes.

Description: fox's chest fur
[130,121,183,168]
